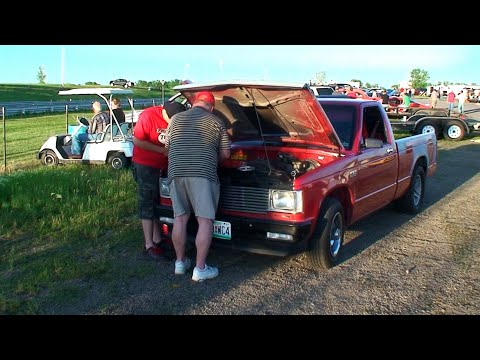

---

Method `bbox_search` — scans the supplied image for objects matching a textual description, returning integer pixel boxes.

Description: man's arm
[219,148,230,162]
[218,123,231,162]
[133,137,167,155]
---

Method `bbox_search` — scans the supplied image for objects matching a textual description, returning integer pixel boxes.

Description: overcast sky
[0,45,478,87]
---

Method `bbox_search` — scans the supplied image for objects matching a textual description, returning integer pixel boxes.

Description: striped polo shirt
[166,106,230,183]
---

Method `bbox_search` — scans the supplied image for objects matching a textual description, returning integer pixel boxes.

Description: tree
[315,71,327,85]
[350,79,362,88]
[410,68,429,89]
[37,66,46,84]
[365,82,372,88]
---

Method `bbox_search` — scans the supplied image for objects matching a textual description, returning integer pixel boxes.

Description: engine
[219,152,320,189]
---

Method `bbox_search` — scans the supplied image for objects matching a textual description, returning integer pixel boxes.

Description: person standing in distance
[165,91,230,282]
[132,101,186,259]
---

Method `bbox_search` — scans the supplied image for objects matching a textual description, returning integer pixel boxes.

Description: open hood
[173,81,341,151]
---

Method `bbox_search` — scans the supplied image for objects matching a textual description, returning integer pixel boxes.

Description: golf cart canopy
[58,88,134,96]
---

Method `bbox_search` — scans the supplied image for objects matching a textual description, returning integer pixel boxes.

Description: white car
[37,88,136,169]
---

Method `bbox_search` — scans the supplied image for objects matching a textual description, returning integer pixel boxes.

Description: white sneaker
[174,258,192,275]
[192,265,219,282]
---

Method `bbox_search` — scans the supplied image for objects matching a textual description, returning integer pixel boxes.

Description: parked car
[310,85,334,96]
[110,79,134,88]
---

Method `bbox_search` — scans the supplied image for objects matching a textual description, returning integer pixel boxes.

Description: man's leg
[194,216,213,270]
[141,219,161,249]
[71,134,83,155]
[172,214,189,261]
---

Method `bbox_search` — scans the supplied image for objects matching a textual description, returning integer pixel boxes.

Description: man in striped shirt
[165,91,231,282]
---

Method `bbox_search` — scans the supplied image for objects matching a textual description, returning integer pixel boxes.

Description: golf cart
[37,88,137,169]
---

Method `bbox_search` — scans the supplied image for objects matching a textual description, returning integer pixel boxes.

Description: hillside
[0,83,174,102]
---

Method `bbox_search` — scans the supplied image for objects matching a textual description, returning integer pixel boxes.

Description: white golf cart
[37,88,138,169]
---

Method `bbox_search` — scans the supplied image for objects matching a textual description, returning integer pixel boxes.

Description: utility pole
[61,46,65,87]
[161,80,165,105]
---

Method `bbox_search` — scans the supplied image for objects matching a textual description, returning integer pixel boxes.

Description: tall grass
[0,165,142,314]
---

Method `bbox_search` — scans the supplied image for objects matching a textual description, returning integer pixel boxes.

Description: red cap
[194,91,215,106]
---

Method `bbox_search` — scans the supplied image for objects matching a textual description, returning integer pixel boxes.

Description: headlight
[269,190,303,213]
[160,178,170,198]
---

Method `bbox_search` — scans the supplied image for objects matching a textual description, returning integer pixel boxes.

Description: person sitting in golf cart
[71,101,110,158]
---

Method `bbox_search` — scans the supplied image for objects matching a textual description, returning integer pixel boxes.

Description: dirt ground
[69,137,478,315]
[43,97,479,315]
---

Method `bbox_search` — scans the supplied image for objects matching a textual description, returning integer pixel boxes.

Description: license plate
[213,221,231,240]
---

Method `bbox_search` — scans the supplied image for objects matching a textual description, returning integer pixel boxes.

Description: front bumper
[157,205,313,256]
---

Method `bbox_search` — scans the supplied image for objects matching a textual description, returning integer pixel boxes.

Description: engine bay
[219,147,329,189]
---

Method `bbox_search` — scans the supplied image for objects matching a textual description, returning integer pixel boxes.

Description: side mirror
[365,138,383,148]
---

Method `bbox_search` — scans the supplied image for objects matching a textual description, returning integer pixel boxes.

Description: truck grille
[219,186,269,214]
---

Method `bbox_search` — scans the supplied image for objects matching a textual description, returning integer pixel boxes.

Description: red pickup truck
[157,81,438,270]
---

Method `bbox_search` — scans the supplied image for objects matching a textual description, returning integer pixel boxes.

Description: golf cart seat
[103,122,130,142]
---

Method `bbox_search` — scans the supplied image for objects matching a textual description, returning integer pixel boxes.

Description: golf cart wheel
[41,150,59,166]
[108,153,127,170]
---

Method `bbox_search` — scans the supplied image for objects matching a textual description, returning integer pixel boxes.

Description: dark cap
[163,101,186,118]
[77,117,89,126]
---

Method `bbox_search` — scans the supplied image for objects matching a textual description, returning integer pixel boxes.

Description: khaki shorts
[169,177,220,220]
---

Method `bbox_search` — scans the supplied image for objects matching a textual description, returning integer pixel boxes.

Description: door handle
[386,148,394,154]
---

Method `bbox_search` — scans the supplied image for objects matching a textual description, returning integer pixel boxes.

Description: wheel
[395,166,425,214]
[108,153,127,169]
[308,198,345,270]
[443,120,465,141]
[416,120,439,137]
[415,110,429,116]
[41,150,59,166]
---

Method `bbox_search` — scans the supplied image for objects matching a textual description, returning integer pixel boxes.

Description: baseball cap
[77,117,89,126]
[163,101,186,118]
[194,91,215,106]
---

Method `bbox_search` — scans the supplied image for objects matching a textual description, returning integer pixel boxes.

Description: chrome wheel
[412,173,422,207]
[329,212,343,257]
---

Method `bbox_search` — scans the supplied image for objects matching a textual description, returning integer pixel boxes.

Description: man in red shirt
[132,101,186,259]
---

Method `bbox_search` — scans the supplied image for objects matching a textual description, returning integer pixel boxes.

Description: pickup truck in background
[157,81,437,270]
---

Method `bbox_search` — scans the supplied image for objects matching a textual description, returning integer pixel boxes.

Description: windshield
[321,104,357,150]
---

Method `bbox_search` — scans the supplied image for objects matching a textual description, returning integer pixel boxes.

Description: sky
[1,45,479,87]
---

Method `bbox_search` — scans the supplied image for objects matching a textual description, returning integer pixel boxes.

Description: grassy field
[0,165,144,314]
[0,83,174,102]
[0,112,92,172]
[1,110,479,314]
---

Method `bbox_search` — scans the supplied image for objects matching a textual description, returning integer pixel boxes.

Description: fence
[0,100,157,173]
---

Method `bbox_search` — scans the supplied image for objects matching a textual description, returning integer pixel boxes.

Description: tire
[108,153,127,170]
[308,198,345,270]
[443,120,465,141]
[395,166,425,214]
[415,110,429,116]
[41,150,59,167]
[416,120,439,137]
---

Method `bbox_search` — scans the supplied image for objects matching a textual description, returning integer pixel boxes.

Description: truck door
[353,105,398,220]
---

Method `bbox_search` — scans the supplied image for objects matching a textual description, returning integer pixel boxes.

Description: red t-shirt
[132,106,168,169]
[447,92,455,103]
